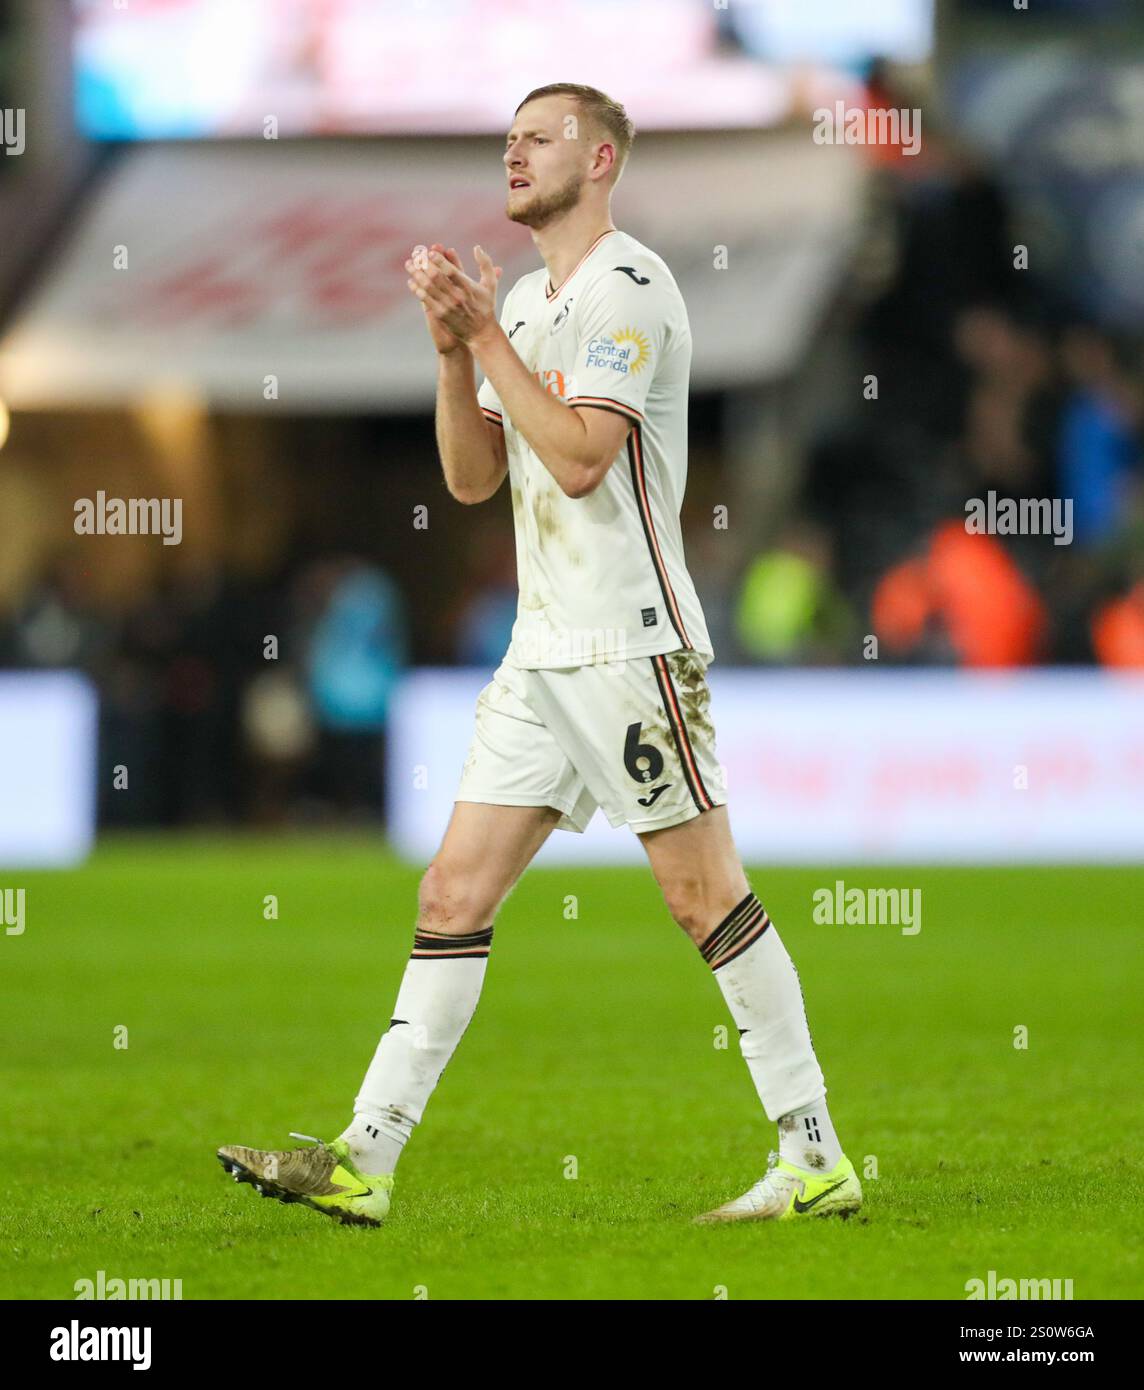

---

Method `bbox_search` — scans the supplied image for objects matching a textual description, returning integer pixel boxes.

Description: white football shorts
[456,650,728,835]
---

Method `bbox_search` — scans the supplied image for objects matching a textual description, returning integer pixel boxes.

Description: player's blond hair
[514,83,635,185]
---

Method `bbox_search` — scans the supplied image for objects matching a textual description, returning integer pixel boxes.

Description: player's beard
[506,169,585,229]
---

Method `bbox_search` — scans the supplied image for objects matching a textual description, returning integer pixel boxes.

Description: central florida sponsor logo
[585,326,650,376]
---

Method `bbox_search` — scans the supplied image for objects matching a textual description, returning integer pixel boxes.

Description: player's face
[503,98,587,229]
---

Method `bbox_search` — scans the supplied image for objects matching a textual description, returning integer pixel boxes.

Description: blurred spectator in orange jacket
[1091,582,1144,668]
[872,520,1047,667]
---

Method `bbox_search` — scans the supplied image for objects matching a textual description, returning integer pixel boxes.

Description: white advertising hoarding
[387,668,1144,864]
[0,672,99,867]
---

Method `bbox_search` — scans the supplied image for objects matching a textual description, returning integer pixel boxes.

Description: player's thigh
[419,800,561,934]
[638,804,750,944]
[458,660,596,833]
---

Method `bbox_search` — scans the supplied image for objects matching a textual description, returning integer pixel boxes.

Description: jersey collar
[544,228,618,302]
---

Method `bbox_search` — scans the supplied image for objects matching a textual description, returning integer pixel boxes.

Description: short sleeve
[477,372,503,427]
[477,286,516,427]
[566,266,671,425]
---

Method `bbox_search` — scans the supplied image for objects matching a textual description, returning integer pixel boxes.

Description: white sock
[340,924,493,1175]
[702,891,828,1124]
[778,1095,843,1172]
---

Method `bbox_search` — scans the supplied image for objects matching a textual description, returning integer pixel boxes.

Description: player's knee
[417,859,489,936]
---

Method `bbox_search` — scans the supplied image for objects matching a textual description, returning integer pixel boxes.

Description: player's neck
[533,206,616,295]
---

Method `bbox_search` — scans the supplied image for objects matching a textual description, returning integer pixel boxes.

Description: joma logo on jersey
[586,328,650,376]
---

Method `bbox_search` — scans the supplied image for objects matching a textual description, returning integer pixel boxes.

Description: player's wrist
[467,318,502,356]
[437,343,474,372]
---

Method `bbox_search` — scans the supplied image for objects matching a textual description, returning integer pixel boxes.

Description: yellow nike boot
[695,1150,862,1224]
[217,1132,393,1228]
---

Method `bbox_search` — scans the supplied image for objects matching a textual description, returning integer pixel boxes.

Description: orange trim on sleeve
[567,395,644,424]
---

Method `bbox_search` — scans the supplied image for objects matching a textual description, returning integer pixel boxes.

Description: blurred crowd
[731,287,1144,669]
[725,101,1143,670]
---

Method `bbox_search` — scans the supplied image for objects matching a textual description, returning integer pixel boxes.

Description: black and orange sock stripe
[410,926,493,960]
[700,892,770,970]
[651,653,716,814]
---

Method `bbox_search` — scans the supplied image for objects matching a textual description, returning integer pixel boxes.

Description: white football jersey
[477,228,713,669]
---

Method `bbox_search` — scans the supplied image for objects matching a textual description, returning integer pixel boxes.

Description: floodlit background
[2,0,1143,1312]
[0,0,1142,864]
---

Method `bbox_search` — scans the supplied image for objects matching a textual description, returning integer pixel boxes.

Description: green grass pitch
[3,836,1142,1300]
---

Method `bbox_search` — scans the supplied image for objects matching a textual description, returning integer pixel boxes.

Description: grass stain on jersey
[532,487,564,546]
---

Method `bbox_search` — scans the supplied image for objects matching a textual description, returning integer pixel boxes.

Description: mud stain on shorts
[667,651,715,745]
